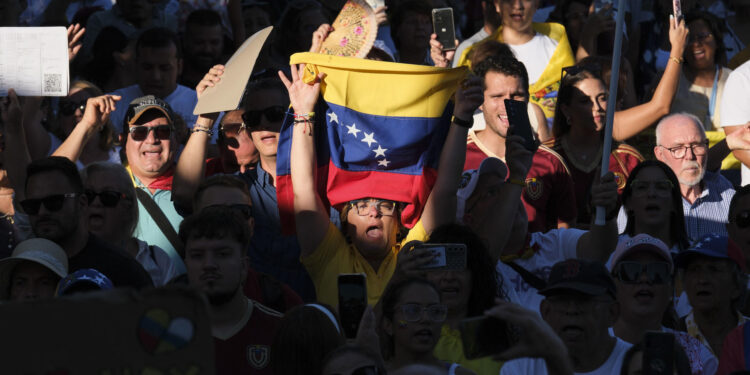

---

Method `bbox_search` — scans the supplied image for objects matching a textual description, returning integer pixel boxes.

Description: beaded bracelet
[293,112,315,120]
[192,126,214,137]
[669,56,683,65]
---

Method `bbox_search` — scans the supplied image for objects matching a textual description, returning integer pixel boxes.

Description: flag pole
[594,0,627,226]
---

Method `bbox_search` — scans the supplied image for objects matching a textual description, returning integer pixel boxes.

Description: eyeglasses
[659,141,709,159]
[207,203,254,219]
[59,100,86,116]
[85,190,127,207]
[128,125,173,141]
[629,179,674,197]
[731,210,750,229]
[397,303,448,322]
[688,31,713,44]
[241,106,286,128]
[329,366,382,375]
[220,122,246,137]
[350,199,397,217]
[613,261,671,285]
[20,193,77,215]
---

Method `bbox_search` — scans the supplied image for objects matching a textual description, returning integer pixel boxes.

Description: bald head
[655,113,705,147]
[654,113,708,187]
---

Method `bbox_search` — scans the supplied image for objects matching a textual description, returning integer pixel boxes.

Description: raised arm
[52,94,120,162]
[421,75,484,234]
[575,172,619,262]
[173,65,224,213]
[612,16,688,141]
[1,90,31,203]
[279,64,330,257]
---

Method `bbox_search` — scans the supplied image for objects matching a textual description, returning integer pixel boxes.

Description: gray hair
[655,112,706,146]
[81,161,139,236]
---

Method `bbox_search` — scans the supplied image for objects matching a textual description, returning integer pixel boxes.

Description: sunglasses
[207,203,254,219]
[59,100,86,116]
[220,122,247,138]
[128,125,172,141]
[20,193,77,215]
[613,261,671,285]
[85,190,128,207]
[732,210,750,229]
[241,106,286,128]
[330,366,382,375]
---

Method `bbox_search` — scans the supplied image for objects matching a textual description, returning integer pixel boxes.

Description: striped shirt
[682,171,735,241]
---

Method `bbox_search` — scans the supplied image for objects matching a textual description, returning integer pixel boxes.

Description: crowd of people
[2,0,750,374]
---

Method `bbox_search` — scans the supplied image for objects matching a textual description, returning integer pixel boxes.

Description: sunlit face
[219,110,258,173]
[124,111,175,181]
[480,71,528,139]
[624,166,675,229]
[345,198,399,260]
[496,0,538,34]
[386,283,443,355]
[85,169,135,242]
[136,44,181,98]
[685,19,717,71]
[683,256,740,313]
[653,116,707,187]
[184,236,248,306]
[9,261,61,301]
[562,77,608,133]
[613,252,672,323]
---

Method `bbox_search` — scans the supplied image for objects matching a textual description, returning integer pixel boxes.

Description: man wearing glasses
[654,112,735,239]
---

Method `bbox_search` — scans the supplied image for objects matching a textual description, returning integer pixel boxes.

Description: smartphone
[432,8,456,51]
[673,0,683,23]
[504,99,538,152]
[365,0,385,9]
[413,243,467,270]
[643,331,675,375]
[460,316,520,359]
[338,273,367,339]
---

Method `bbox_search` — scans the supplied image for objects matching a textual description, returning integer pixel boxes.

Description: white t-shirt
[508,33,558,85]
[720,59,750,186]
[500,337,632,375]
[498,228,583,313]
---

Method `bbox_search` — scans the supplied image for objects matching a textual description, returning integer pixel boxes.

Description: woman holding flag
[279,61,484,308]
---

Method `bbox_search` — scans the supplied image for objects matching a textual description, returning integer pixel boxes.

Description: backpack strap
[135,189,184,256]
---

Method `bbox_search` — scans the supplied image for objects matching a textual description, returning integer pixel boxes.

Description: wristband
[192,126,214,137]
[451,115,473,128]
[669,56,683,65]
[508,178,526,188]
[294,112,315,119]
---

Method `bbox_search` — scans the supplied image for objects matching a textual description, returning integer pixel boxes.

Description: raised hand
[430,34,458,68]
[590,171,618,220]
[726,122,750,151]
[0,89,22,129]
[67,23,85,61]
[196,64,225,99]
[505,134,534,182]
[453,74,484,119]
[668,14,689,59]
[80,95,121,130]
[278,64,325,114]
[373,6,388,25]
[310,24,333,53]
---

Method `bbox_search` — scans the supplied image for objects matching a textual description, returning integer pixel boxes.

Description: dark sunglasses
[241,106,286,128]
[732,210,750,229]
[20,193,77,215]
[128,125,172,141]
[207,204,253,219]
[613,261,671,285]
[85,190,127,207]
[330,365,382,375]
[59,100,86,116]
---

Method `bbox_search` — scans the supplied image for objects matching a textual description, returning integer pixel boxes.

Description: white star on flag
[346,123,361,138]
[328,111,339,124]
[373,145,387,157]
[378,159,390,167]
[361,132,377,147]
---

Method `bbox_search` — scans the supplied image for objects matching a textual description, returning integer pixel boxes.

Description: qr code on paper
[43,73,62,93]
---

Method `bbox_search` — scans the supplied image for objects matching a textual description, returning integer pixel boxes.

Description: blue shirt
[240,166,316,301]
[682,171,735,241]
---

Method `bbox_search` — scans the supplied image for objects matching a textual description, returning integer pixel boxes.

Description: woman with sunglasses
[609,234,718,375]
[380,277,475,374]
[50,81,121,168]
[82,161,179,286]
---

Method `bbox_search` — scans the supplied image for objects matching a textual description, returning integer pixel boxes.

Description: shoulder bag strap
[502,260,547,291]
[135,188,184,256]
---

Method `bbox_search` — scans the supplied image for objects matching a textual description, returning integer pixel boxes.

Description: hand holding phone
[432,8,456,51]
[413,243,467,271]
[505,99,538,152]
[338,273,368,339]
[673,0,683,23]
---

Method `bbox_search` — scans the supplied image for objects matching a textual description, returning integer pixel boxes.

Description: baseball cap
[539,259,617,298]
[56,268,114,296]
[675,233,746,272]
[124,95,175,126]
[456,157,508,223]
[609,234,673,272]
[0,238,68,299]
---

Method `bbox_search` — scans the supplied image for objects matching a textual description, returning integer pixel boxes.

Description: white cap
[0,238,68,299]
[456,157,508,224]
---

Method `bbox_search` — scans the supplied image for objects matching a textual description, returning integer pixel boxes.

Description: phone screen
[460,316,519,359]
[414,243,467,271]
[432,8,456,51]
[504,99,538,152]
[673,0,683,22]
[338,274,367,339]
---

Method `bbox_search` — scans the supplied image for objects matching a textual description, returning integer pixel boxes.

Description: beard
[678,161,706,187]
[206,286,239,307]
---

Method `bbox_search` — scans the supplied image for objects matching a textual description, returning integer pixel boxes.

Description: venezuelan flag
[277,53,467,232]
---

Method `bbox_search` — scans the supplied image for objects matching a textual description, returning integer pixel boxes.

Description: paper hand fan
[319,0,378,58]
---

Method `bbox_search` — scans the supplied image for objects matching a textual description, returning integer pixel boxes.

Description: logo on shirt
[248,345,270,369]
[525,178,543,200]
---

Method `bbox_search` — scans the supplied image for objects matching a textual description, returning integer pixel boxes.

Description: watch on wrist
[451,115,473,128]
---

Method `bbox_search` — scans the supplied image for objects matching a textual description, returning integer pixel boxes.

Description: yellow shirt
[301,220,428,307]
[433,325,504,375]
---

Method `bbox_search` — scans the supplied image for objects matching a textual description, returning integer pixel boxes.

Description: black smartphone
[338,273,367,339]
[504,99,538,152]
[643,331,675,375]
[459,316,520,359]
[413,243,467,271]
[432,8,456,51]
